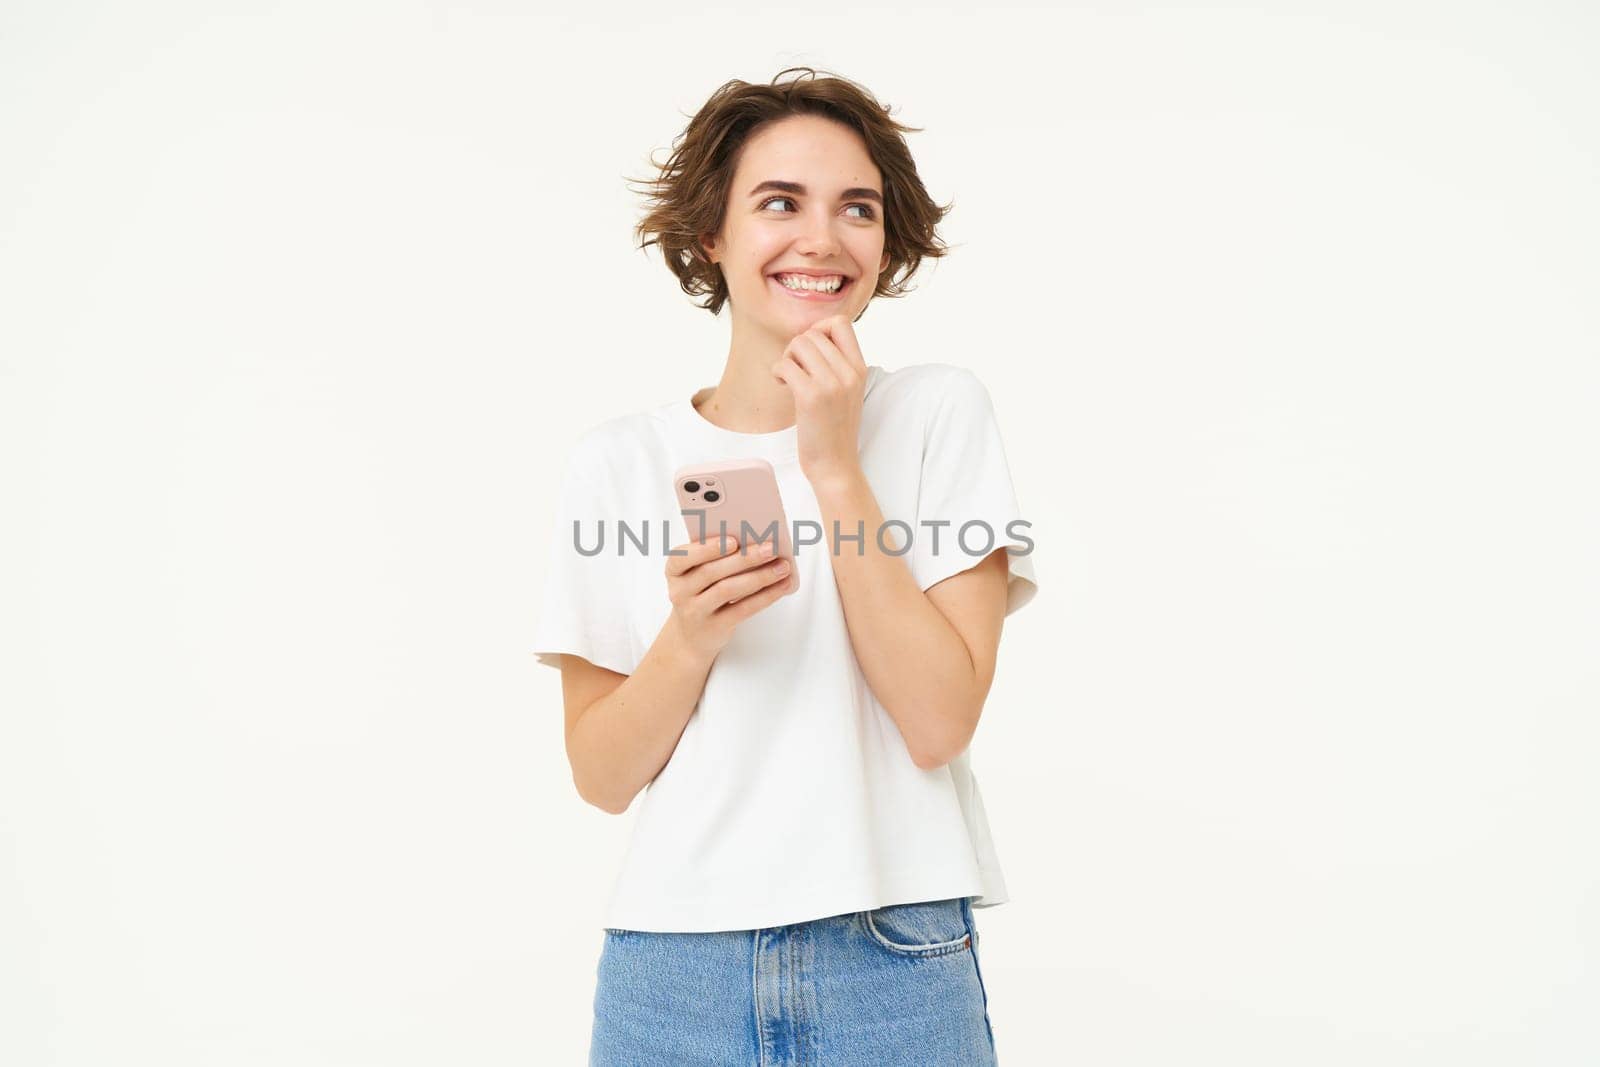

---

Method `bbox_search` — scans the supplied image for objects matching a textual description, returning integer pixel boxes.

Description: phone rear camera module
[683,480,700,493]
[703,490,720,503]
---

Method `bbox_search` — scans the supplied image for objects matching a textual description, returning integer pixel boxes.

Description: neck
[694,315,800,433]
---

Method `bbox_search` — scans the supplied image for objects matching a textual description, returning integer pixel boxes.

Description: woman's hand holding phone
[664,534,798,660]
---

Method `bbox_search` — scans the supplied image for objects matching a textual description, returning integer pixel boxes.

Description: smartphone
[672,459,794,562]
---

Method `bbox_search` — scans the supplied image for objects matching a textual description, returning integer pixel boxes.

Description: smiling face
[701,114,892,335]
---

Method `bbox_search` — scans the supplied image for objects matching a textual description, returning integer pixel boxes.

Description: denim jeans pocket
[858,898,973,959]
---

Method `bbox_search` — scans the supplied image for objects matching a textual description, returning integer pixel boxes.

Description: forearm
[567,617,717,813]
[811,467,980,768]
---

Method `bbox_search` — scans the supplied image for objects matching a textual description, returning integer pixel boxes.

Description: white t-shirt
[532,361,1039,932]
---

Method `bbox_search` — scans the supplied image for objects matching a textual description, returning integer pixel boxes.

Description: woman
[533,67,1039,1065]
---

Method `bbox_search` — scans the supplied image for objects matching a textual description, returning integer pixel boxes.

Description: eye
[759,196,878,221]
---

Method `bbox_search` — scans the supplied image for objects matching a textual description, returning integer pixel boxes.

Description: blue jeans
[590,895,998,1065]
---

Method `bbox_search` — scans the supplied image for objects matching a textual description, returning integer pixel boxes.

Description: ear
[700,234,720,266]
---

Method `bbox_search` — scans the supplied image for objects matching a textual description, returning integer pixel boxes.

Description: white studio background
[3,3,1596,1065]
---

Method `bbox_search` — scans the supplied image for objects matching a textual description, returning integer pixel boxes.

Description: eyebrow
[747,179,883,206]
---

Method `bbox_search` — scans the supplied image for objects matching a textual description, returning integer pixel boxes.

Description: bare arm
[561,534,797,813]
[559,618,715,814]
[766,316,1013,772]
[812,467,1010,771]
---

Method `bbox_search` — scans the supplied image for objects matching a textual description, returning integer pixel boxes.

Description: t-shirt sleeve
[905,367,1039,617]
[531,435,637,675]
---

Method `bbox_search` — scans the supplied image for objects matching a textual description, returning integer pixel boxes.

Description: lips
[768,274,853,302]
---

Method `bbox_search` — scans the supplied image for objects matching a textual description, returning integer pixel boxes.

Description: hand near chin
[772,314,868,489]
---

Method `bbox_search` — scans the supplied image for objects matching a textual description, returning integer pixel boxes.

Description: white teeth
[775,273,843,293]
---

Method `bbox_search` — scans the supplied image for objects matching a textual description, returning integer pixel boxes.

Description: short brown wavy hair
[627,67,953,319]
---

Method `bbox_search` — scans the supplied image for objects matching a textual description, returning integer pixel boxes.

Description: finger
[704,554,792,610]
[686,540,779,596]
[785,334,845,392]
[691,511,752,552]
[774,353,814,405]
[814,315,867,375]
[716,562,798,618]
[666,533,739,578]
[772,341,811,390]
[797,329,858,393]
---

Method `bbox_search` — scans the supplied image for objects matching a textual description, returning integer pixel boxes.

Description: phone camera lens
[703,490,720,503]
[683,480,700,493]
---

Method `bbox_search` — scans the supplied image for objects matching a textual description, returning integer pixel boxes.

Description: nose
[794,211,843,257]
